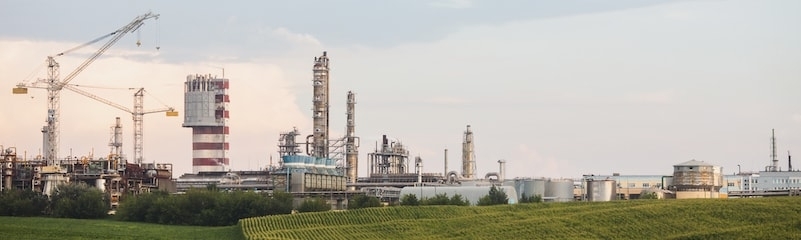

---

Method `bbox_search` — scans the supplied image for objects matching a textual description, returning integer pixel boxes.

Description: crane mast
[14,12,160,166]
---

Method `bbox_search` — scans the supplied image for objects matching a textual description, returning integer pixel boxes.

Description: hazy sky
[1,0,800,178]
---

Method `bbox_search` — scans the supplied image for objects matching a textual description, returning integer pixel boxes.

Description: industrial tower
[345,91,359,186]
[182,74,230,173]
[462,125,476,179]
[311,52,330,158]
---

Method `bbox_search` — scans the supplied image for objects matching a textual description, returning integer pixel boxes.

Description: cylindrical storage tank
[521,178,546,199]
[95,179,106,192]
[586,179,616,202]
[544,179,574,202]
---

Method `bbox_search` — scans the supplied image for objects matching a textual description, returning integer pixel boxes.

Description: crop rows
[241,197,801,239]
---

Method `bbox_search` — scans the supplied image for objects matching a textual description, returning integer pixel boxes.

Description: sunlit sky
[1,0,800,178]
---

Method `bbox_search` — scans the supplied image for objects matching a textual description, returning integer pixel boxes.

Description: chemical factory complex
[3,12,801,210]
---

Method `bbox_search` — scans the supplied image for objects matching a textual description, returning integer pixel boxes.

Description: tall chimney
[444,148,448,176]
[498,159,506,182]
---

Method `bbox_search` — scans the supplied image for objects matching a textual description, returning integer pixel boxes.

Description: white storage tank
[585,179,616,202]
[544,179,574,202]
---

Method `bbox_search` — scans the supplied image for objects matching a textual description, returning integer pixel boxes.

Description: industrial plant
[3,12,801,212]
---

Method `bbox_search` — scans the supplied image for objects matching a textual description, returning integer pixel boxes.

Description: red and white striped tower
[182,74,230,173]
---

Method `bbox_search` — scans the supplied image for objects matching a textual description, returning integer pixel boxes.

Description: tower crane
[62,85,176,165]
[12,12,160,166]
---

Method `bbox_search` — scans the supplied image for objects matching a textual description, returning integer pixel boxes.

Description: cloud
[270,27,323,47]
[428,0,473,9]
[624,90,675,104]
[515,144,565,178]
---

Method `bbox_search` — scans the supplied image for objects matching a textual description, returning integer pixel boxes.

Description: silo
[544,179,574,202]
[586,179,617,202]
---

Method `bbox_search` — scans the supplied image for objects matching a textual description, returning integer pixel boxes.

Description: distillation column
[345,91,359,188]
[311,51,330,158]
[462,125,476,179]
[182,74,230,173]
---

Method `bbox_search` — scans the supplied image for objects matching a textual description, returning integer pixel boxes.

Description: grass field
[5,197,800,239]
[0,216,243,240]
[241,197,801,239]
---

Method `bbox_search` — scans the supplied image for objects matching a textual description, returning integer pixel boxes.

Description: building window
[628,183,636,188]
[727,182,735,187]
[642,183,650,188]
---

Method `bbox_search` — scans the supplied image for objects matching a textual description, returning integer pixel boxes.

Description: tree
[349,194,381,210]
[50,183,107,219]
[400,194,419,206]
[298,197,331,213]
[448,194,470,206]
[422,193,451,205]
[477,185,508,206]
[0,189,49,216]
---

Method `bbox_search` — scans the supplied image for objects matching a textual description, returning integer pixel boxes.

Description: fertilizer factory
[3,12,801,211]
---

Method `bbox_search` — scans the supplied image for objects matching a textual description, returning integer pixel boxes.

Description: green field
[241,197,801,239]
[4,197,801,239]
[0,217,243,240]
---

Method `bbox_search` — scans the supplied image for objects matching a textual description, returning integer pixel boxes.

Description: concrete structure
[669,160,723,199]
[182,74,230,173]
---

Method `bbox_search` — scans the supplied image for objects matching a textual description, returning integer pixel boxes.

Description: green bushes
[50,183,108,219]
[1,183,106,218]
[400,193,470,206]
[116,189,293,226]
[519,193,542,203]
[0,189,49,216]
[348,194,381,209]
[477,185,508,206]
[298,197,331,213]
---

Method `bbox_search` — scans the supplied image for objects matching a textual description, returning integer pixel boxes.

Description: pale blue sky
[1,0,800,178]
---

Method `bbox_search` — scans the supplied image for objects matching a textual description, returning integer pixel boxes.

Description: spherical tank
[586,179,616,202]
[544,179,574,202]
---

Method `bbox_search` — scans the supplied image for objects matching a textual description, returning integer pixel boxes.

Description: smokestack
[771,129,778,172]
[498,159,506,182]
[416,156,423,185]
[444,149,448,176]
[789,151,793,172]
